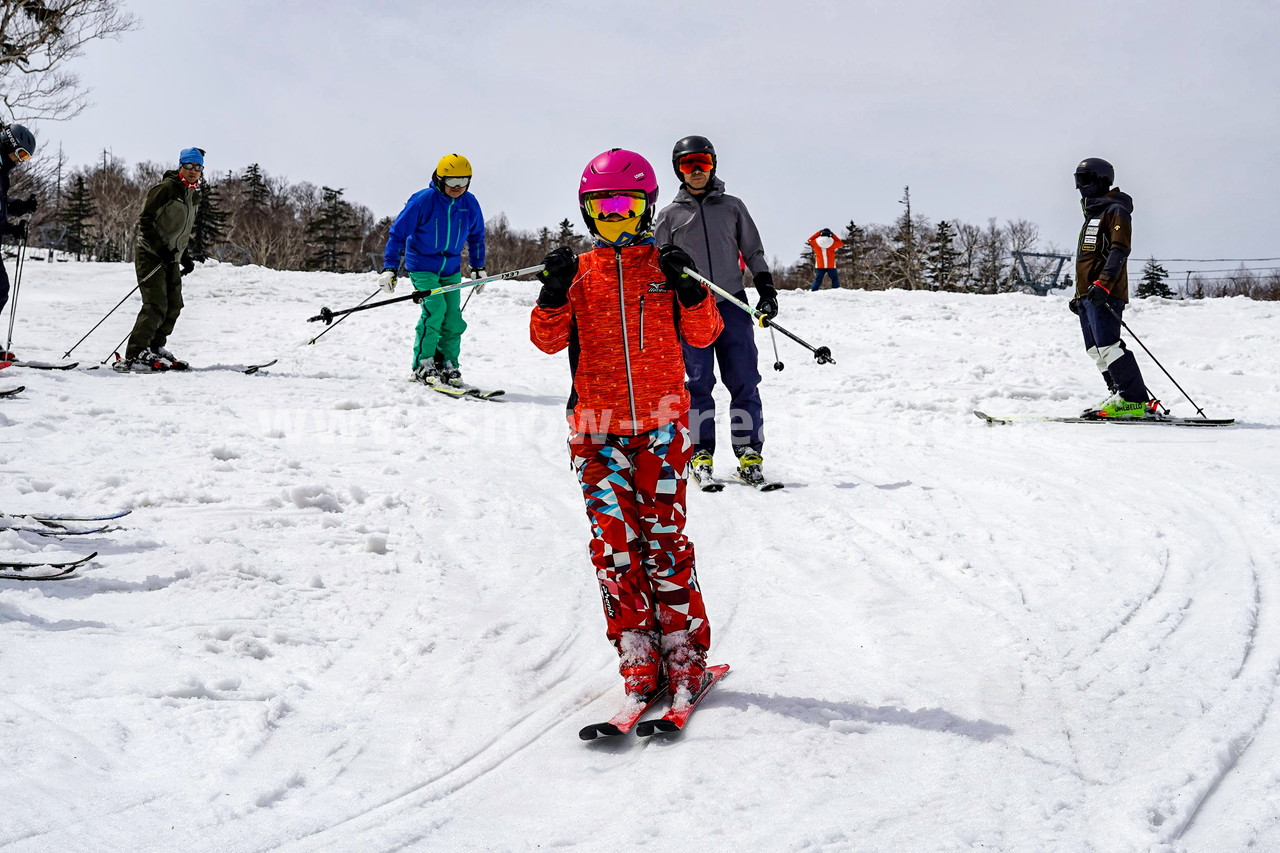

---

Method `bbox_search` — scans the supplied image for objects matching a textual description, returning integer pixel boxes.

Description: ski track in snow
[2,262,1279,851]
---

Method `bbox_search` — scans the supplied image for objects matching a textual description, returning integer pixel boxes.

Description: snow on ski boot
[661,630,707,704]
[113,348,170,373]
[438,361,464,388]
[733,445,768,488]
[155,346,189,371]
[411,363,440,385]
[618,629,662,697]
[690,449,715,482]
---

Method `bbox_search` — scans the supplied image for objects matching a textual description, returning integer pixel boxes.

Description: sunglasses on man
[442,176,470,189]
[180,162,204,173]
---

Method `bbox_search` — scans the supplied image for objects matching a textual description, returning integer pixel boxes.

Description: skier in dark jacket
[1,123,38,359]
[653,135,780,488]
[115,148,203,373]
[1071,157,1156,418]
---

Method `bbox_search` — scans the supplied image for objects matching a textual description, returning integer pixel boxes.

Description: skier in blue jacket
[379,153,486,387]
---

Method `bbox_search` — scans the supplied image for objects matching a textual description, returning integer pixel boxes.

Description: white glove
[378,269,397,293]
[470,268,486,294]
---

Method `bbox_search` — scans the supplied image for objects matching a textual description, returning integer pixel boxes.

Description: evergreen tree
[1136,257,1174,298]
[304,186,359,272]
[243,163,270,210]
[925,220,960,291]
[189,180,229,261]
[842,221,871,290]
[59,175,96,260]
[885,187,923,289]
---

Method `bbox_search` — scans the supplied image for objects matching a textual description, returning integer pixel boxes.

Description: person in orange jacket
[530,148,724,705]
[807,228,843,291]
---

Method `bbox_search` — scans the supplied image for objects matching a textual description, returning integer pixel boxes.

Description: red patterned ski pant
[569,417,710,654]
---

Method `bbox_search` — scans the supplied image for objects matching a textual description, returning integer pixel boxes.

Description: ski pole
[307,286,380,345]
[680,266,835,365]
[4,229,28,354]
[1100,300,1208,419]
[62,283,142,358]
[307,264,545,325]
[100,329,131,367]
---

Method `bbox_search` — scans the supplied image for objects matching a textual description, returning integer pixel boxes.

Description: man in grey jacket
[654,135,780,489]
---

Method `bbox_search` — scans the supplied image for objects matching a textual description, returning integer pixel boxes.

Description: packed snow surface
[3,261,1279,852]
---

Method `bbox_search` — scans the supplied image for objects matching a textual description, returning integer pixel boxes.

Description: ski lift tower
[1012,251,1073,296]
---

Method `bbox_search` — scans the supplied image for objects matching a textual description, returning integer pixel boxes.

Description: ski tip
[758,482,785,492]
[700,482,725,492]
[635,719,680,738]
[579,723,625,741]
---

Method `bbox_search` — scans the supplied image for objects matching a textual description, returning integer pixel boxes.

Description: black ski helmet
[1074,157,1113,197]
[672,135,716,183]
[1,123,36,159]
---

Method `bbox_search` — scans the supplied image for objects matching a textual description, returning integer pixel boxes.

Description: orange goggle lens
[677,153,714,174]
[583,192,646,221]
[15,148,31,162]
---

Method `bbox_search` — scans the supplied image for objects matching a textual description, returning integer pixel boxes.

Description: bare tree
[1,0,138,121]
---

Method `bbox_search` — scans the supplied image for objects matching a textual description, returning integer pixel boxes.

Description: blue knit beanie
[179,147,205,166]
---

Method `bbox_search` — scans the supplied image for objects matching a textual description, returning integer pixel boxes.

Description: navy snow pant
[0,261,9,316]
[683,295,764,454]
[809,268,840,291]
[1079,295,1147,402]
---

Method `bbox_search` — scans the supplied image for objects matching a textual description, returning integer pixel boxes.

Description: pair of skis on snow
[5,359,278,374]
[421,377,505,401]
[0,509,129,580]
[579,664,730,741]
[973,410,1235,427]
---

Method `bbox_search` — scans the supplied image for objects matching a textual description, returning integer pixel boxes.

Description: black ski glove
[753,271,779,319]
[1068,297,1080,315]
[1086,279,1112,306]
[7,219,27,241]
[180,253,195,276]
[157,246,178,265]
[657,244,707,307]
[537,247,578,308]
[9,196,37,216]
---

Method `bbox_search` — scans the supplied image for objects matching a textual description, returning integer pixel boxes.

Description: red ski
[635,664,730,737]
[580,684,670,740]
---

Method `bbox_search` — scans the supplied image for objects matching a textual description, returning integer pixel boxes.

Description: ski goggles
[676,153,714,174]
[13,148,31,162]
[441,176,471,188]
[583,191,647,221]
[180,161,203,172]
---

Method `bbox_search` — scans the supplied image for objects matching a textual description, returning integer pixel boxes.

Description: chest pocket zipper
[638,294,646,350]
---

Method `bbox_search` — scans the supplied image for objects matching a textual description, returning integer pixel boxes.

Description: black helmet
[1074,157,1113,197]
[672,135,716,182]
[1,123,36,159]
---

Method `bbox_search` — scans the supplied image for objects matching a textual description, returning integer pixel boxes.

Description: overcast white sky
[34,0,1280,275]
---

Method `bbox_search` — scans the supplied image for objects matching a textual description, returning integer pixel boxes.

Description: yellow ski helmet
[433,153,472,192]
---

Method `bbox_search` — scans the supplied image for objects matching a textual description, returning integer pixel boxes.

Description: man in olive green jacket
[116,147,203,373]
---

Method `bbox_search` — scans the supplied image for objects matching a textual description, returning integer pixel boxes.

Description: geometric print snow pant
[569,416,711,656]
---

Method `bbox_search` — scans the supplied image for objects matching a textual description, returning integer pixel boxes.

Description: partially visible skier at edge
[529,149,724,709]
[1071,157,1159,418]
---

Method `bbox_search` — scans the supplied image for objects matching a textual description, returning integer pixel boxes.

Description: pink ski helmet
[578,148,659,245]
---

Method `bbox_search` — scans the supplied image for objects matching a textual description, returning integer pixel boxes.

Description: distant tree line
[10,164,1278,301]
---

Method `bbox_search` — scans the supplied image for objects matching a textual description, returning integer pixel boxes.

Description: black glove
[1086,279,1112,306]
[8,196,37,216]
[180,253,195,276]
[157,247,178,265]
[7,219,28,241]
[753,271,779,319]
[1068,297,1080,315]
[657,244,706,307]
[537,247,578,308]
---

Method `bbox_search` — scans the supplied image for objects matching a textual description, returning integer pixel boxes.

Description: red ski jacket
[530,243,723,435]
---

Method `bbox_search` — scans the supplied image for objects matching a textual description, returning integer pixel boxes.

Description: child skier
[529,149,724,705]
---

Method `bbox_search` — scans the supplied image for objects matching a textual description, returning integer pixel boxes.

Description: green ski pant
[127,253,184,359]
[409,271,466,370]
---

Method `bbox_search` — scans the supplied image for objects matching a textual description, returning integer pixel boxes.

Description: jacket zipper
[614,248,639,433]
[439,196,455,276]
[696,196,716,285]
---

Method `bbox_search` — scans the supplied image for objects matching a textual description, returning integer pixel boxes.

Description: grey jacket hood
[653,177,770,298]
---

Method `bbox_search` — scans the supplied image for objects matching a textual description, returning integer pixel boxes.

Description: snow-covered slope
[2,261,1278,852]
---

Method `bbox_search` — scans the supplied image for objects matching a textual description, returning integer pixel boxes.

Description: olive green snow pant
[409,271,465,370]
[127,253,183,359]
